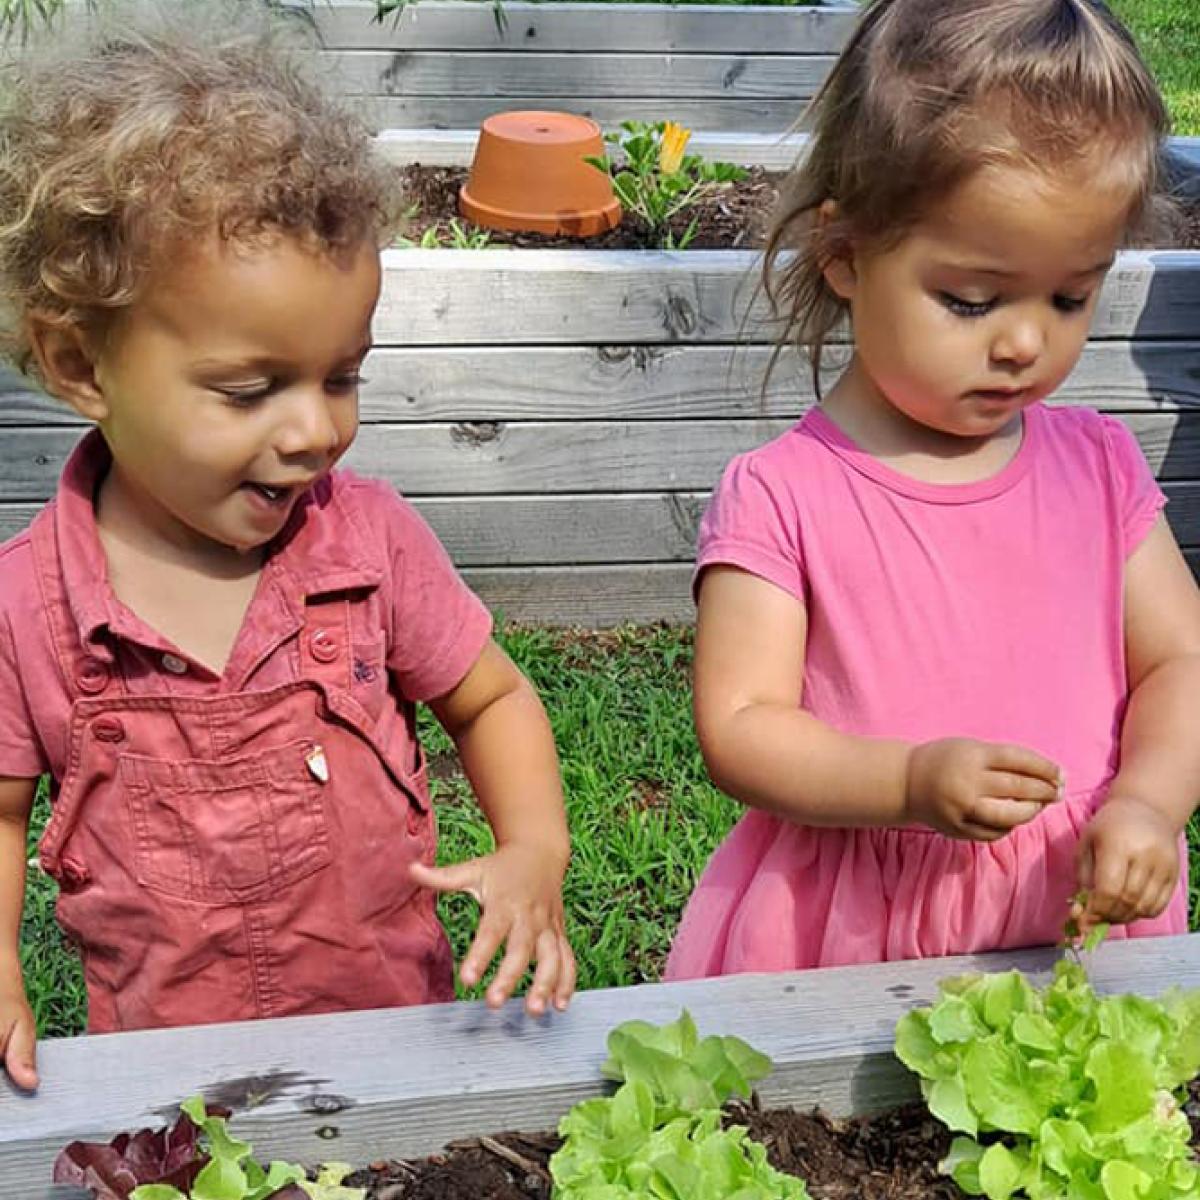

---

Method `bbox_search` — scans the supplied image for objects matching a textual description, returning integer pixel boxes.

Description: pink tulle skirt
[664,785,1188,980]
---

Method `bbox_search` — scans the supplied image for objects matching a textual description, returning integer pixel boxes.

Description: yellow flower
[658,122,691,175]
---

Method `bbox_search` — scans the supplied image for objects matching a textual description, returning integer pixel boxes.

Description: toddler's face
[826,159,1130,440]
[89,233,380,555]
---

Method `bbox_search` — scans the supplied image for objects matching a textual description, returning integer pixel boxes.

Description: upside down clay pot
[459,110,622,237]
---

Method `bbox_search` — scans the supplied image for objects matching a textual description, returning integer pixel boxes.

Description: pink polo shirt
[0,430,492,783]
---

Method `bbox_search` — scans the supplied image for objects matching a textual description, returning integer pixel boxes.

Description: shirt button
[75,658,111,695]
[92,716,126,743]
[161,653,189,675]
[308,629,339,663]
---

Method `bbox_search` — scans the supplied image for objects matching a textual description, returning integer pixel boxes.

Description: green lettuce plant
[895,957,1200,1199]
[53,1096,363,1200]
[549,1010,811,1199]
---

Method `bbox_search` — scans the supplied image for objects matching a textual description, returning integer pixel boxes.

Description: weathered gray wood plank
[329,50,834,99]
[353,94,814,131]
[5,935,1200,1200]
[2,482,1197,565]
[465,563,695,623]
[9,341,1195,427]
[378,131,1199,173]
[371,250,1200,345]
[375,127,810,168]
[2,413,1196,500]
[307,1,860,53]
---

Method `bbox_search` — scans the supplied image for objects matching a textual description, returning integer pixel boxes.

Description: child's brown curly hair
[0,0,401,376]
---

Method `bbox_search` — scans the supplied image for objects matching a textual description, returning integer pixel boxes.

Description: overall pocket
[119,739,332,904]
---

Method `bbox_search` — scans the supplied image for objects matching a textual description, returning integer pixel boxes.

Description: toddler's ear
[25,315,109,421]
[816,199,857,301]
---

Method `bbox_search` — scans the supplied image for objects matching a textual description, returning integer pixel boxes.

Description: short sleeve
[0,604,47,777]
[1100,415,1167,557]
[375,488,493,702]
[695,452,807,604]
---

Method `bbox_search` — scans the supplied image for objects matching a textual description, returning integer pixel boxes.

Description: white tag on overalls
[305,745,330,783]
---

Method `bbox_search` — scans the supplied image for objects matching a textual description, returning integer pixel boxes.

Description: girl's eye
[328,373,367,392]
[938,292,995,319]
[1053,294,1090,314]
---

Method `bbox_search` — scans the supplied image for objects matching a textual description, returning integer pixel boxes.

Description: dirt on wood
[396,163,1200,251]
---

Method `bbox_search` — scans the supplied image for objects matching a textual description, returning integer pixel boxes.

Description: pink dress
[665,403,1188,979]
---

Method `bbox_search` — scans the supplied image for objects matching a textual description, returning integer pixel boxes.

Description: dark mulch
[343,1078,1200,1198]
[398,163,1200,251]
[345,1100,956,1199]
[397,164,780,250]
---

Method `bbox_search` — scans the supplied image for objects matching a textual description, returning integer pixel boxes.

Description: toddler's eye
[328,373,367,392]
[1053,294,1089,314]
[217,384,271,406]
[938,292,995,319]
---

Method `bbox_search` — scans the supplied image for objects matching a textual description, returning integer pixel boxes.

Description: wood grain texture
[0,414,1196,500]
[328,50,834,99]
[369,251,1200,345]
[351,95,818,131]
[307,1,860,53]
[5,934,1200,1200]
[8,340,1196,426]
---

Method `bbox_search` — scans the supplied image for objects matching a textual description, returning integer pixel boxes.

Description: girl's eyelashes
[938,291,995,319]
[937,291,1093,319]
[1053,294,1090,314]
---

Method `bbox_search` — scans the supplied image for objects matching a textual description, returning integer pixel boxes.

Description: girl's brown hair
[0,0,402,375]
[763,0,1169,397]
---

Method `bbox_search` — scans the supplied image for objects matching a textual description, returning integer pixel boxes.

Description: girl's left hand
[410,842,575,1016]
[1075,796,1180,926]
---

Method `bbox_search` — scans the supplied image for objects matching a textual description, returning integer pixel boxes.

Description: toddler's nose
[990,317,1044,368]
[276,391,342,459]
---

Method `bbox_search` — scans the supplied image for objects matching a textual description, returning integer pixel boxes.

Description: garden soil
[343,1080,1200,1199]
[397,164,1200,251]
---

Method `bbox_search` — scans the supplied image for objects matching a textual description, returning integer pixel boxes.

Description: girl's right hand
[905,738,1063,841]
[0,984,37,1091]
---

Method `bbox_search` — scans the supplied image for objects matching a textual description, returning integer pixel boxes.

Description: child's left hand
[1074,795,1180,927]
[410,841,575,1016]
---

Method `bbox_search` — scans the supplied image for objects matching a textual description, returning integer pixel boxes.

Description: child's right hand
[0,983,37,1091]
[905,738,1063,841]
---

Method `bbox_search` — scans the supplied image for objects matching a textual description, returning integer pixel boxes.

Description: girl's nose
[990,317,1044,368]
[275,390,342,459]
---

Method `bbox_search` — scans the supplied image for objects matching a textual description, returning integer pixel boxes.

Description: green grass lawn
[1110,0,1200,136]
[21,620,1200,1040]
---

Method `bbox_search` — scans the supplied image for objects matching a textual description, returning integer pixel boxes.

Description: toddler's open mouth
[242,481,296,506]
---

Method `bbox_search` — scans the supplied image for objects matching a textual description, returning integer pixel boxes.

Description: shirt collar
[52,429,381,658]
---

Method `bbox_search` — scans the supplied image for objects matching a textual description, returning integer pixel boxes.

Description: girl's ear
[816,199,857,301]
[25,315,110,421]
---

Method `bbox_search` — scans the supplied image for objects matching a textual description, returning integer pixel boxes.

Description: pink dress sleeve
[1099,415,1167,556]
[695,452,807,604]
[372,486,493,702]
[0,606,47,777]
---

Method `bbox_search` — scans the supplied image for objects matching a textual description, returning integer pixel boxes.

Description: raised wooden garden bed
[2,132,1198,625]
[3,248,1198,624]
[6,933,1200,1199]
[306,1,859,133]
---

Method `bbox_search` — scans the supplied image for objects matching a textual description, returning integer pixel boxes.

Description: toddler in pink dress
[667,0,1200,980]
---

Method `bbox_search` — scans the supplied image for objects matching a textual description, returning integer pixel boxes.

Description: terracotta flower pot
[459,110,622,238]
